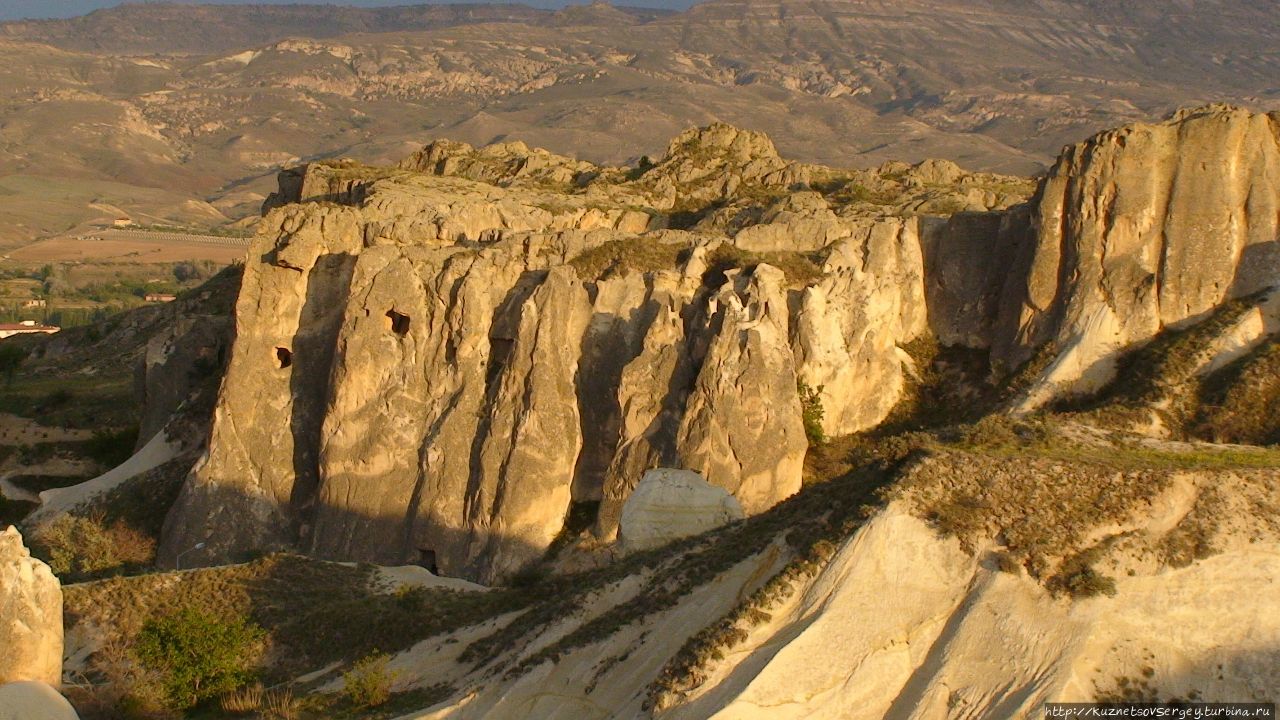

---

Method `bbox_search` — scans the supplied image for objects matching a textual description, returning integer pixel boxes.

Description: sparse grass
[702,242,824,287]
[7,473,93,494]
[310,683,454,720]
[888,413,1279,589]
[1053,294,1265,436]
[1192,336,1280,445]
[0,374,136,429]
[812,178,900,206]
[568,237,688,281]
[962,415,1280,471]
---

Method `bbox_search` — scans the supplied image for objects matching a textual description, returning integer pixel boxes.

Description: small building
[144,293,177,303]
[20,299,46,309]
[113,217,135,228]
[0,321,59,339]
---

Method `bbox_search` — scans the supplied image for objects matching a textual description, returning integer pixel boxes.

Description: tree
[0,343,25,385]
[134,607,265,710]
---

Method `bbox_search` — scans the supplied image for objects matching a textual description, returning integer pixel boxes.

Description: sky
[0,0,695,21]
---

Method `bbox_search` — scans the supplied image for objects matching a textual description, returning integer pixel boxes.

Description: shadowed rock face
[160,106,1279,583]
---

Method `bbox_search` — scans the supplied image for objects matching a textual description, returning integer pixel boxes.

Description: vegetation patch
[134,606,266,710]
[341,652,395,709]
[568,237,688,282]
[702,242,824,287]
[887,415,1280,590]
[30,513,155,582]
[1191,336,1280,445]
[797,381,827,446]
[1052,295,1264,436]
[64,555,523,682]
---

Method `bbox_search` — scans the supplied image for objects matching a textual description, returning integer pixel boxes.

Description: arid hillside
[0,0,1277,249]
[0,104,1276,719]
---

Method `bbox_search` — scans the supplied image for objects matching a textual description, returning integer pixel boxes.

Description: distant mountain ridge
[0,1,675,54]
[0,0,1276,249]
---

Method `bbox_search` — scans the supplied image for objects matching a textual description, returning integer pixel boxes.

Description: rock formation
[0,526,63,687]
[990,105,1280,406]
[161,105,1279,586]
[619,469,744,552]
[0,682,80,720]
[162,121,969,581]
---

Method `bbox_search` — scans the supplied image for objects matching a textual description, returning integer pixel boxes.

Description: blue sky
[0,0,696,22]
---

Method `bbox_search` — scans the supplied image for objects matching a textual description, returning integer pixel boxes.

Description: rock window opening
[387,309,411,336]
[275,347,293,369]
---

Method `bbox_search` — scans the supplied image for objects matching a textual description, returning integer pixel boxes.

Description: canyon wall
[160,106,1280,583]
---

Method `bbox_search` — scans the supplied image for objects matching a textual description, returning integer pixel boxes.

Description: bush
[342,652,395,709]
[1049,561,1117,598]
[30,513,155,581]
[67,640,170,720]
[133,607,265,710]
[86,425,140,468]
[0,343,24,385]
[798,381,827,446]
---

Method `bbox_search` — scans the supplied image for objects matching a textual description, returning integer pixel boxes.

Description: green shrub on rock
[798,381,827,446]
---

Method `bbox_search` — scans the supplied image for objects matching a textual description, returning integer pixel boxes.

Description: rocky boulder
[0,527,63,687]
[618,469,744,552]
[0,682,79,720]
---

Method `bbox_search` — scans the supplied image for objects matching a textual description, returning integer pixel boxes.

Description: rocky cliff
[993,105,1280,408]
[160,106,1279,586]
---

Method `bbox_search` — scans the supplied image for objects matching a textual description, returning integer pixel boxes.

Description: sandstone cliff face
[675,266,806,513]
[161,124,949,580]
[990,105,1280,406]
[163,107,1278,583]
[0,526,63,687]
[793,218,929,436]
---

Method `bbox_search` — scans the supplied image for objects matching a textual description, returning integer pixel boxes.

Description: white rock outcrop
[668,502,1280,718]
[0,526,63,687]
[163,138,925,581]
[618,469,744,552]
[0,681,79,720]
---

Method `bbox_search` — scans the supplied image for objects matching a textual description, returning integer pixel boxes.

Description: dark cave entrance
[418,548,439,575]
[387,309,411,336]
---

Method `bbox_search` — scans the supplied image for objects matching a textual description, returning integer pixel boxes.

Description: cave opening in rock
[387,309,411,336]
[418,548,439,575]
[275,347,293,369]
